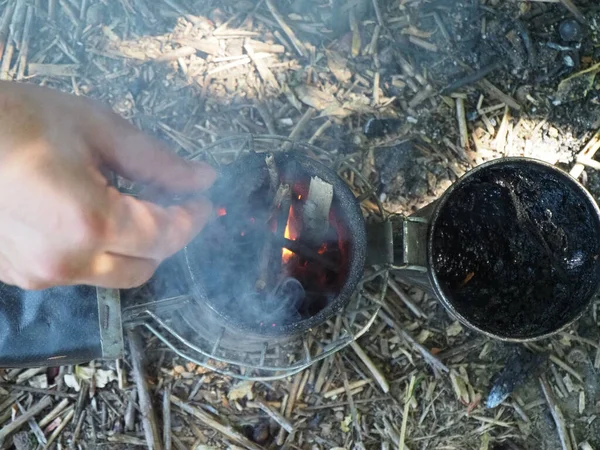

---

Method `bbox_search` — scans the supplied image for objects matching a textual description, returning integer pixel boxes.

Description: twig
[265,0,306,57]
[245,41,279,90]
[163,385,172,450]
[15,368,45,385]
[255,101,277,135]
[559,0,586,24]
[371,0,383,26]
[124,390,135,432]
[48,0,56,20]
[297,368,310,402]
[315,317,341,393]
[0,396,52,445]
[10,0,27,48]
[107,435,148,446]
[0,26,14,80]
[299,396,392,411]
[0,3,14,63]
[576,156,600,171]
[57,0,79,28]
[408,36,438,52]
[207,53,273,76]
[155,47,196,62]
[399,375,416,450]
[265,153,279,200]
[323,379,371,399]
[433,12,451,42]
[309,119,332,144]
[456,97,469,151]
[72,381,88,434]
[0,384,76,399]
[478,79,521,110]
[550,355,583,382]
[388,278,426,318]
[373,72,380,106]
[0,395,22,415]
[116,359,126,390]
[27,63,79,77]
[127,329,163,450]
[368,25,381,55]
[409,85,435,108]
[44,408,74,449]
[16,401,46,447]
[440,61,504,96]
[79,0,87,21]
[277,371,303,445]
[247,401,294,433]
[257,183,291,290]
[287,107,316,144]
[39,398,70,428]
[335,355,363,446]
[540,376,573,450]
[571,128,600,179]
[350,341,390,393]
[15,5,32,80]
[171,395,265,450]
[495,106,510,153]
[71,408,86,448]
[378,310,449,375]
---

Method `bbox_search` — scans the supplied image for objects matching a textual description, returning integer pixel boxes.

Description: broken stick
[257,183,291,290]
[265,0,307,57]
[247,400,294,433]
[127,329,163,450]
[570,128,600,179]
[350,341,390,393]
[540,376,573,450]
[275,236,339,272]
[171,395,265,450]
[0,396,52,445]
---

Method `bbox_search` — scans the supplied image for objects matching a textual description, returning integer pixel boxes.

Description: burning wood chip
[302,176,333,248]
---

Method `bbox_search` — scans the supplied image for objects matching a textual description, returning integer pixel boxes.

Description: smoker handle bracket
[366,215,428,271]
[96,287,125,360]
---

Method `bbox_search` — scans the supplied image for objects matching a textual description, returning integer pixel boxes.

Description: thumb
[87,112,216,193]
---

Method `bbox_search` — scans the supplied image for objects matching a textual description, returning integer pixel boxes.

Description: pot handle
[366,214,429,272]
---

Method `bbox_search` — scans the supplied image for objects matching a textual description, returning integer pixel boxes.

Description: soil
[432,161,600,339]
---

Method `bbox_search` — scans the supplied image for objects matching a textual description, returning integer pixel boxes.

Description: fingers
[85,113,216,193]
[105,188,212,261]
[79,252,159,289]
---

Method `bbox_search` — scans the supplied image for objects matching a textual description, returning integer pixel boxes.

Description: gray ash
[432,162,600,339]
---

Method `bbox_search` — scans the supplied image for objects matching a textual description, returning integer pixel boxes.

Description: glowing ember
[318,244,327,255]
[217,207,227,217]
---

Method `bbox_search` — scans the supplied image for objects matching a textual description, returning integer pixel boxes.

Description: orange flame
[217,207,227,217]
[282,207,297,263]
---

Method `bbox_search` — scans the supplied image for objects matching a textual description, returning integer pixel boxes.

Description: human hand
[0,81,216,290]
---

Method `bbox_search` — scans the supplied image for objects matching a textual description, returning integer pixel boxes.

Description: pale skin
[0,81,216,290]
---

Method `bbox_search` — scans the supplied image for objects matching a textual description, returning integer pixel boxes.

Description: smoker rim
[427,156,600,342]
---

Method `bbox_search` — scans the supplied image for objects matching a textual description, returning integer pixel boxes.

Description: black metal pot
[389,158,600,341]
